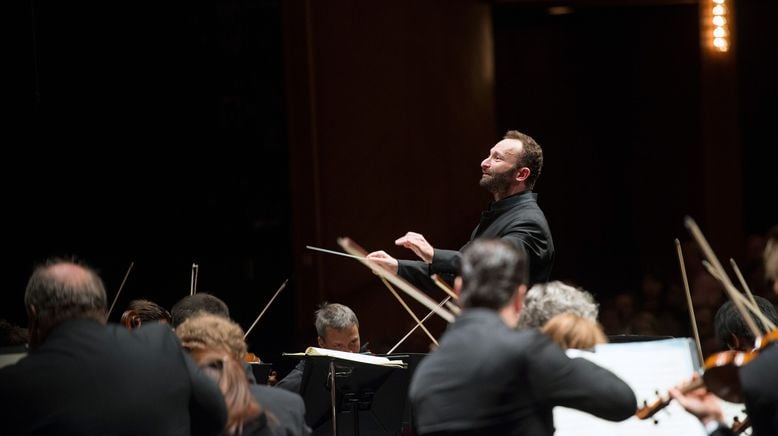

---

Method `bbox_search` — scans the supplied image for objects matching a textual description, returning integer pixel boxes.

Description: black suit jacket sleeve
[527,337,637,421]
[398,221,542,290]
[397,259,436,290]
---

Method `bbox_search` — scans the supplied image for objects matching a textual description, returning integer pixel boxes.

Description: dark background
[4,0,776,370]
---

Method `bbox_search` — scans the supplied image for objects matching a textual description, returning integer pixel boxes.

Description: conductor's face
[480,139,523,193]
[318,324,361,353]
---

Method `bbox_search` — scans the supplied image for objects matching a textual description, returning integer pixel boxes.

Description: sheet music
[284,347,406,368]
[553,338,709,436]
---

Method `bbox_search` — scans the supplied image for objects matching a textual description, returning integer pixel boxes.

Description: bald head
[25,259,107,347]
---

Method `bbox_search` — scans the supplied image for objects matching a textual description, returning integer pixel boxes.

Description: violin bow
[243,279,289,340]
[190,263,199,295]
[675,239,704,365]
[702,261,776,331]
[432,274,461,315]
[388,295,451,354]
[307,243,448,345]
[432,274,458,300]
[107,261,135,321]
[729,258,760,310]
[378,277,439,347]
[685,217,762,338]
[337,237,455,323]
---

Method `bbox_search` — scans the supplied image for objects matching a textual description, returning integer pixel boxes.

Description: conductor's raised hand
[395,232,434,263]
[366,250,399,274]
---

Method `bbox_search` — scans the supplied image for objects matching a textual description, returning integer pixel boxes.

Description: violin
[244,352,261,363]
[731,414,750,434]
[636,328,777,421]
[705,327,778,403]
[243,352,278,386]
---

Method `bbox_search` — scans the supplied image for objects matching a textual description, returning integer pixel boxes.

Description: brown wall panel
[285,0,497,351]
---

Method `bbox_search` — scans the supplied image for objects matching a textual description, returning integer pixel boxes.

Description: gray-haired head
[517,281,599,329]
[315,303,359,337]
[25,259,108,347]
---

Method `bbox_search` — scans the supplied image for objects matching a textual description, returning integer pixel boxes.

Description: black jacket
[409,309,636,436]
[739,344,778,435]
[249,384,310,436]
[275,360,306,394]
[0,319,226,436]
[398,191,554,289]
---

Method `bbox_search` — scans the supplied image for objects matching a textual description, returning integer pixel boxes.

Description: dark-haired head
[457,240,529,327]
[171,293,230,327]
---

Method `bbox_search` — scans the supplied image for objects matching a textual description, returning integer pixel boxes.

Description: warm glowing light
[707,0,730,53]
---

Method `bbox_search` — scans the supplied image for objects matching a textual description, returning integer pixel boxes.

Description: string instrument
[731,415,750,434]
[636,328,778,422]
[242,351,278,386]
[244,352,261,363]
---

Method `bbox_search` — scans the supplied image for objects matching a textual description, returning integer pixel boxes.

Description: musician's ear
[454,277,463,297]
[729,333,741,351]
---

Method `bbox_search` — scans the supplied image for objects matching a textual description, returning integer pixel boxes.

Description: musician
[177,313,310,436]
[120,298,172,330]
[191,347,269,436]
[366,130,554,289]
[517,280,599,329]
[276,303,360,394]
[0,259,226,435]
[171,292,272,385]
[713,296,778,351]
[409,240,635,436]
[671,225,778,435]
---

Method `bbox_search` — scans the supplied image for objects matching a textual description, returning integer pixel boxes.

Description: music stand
[379,353,427,434]
[299,355,408,435]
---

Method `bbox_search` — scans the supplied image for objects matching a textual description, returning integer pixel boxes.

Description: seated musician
[188,347,265,436]
[177,313,310,436]
[672,225,778,436]
[120,298,172,330]
[0,259,226,435]
[171,292,271,384]
[714,296,778,352]
[409,239,636,436]
[276,303,361,394]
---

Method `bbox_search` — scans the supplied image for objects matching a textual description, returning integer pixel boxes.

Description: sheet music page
[283,347,406,367]
[553,338,708,436]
